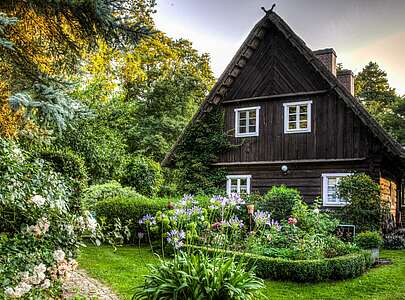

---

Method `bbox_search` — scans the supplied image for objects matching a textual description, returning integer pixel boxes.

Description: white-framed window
[283,100,312,133]
[322,173,352,206]
[234,106,260,137]
[226,175,251,195]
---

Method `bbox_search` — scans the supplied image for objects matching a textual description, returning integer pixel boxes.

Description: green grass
[78,246,405,300]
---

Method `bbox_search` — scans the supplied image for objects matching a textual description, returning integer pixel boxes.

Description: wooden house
[163,11,405,223]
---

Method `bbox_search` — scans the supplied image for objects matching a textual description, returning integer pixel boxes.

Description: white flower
[53,249,65,263]
[30,195,46,206]
[86,213,97,232]
[313,208,320,214]
[4,287,15,298]
[40,279,50,289]
[19,271,29,281]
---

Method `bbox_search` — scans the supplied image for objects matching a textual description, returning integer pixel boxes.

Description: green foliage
[82,181,141,210]
[355,62,405,143]
[337,173,382,232]
[94,196,167,243]
[262,185,302,221]
[122,155,163,197]
[57,116,128,183]
[355,231,384,249]
[383,232,405,250]
[134,251,264,300]
[173,106,231,194]
[189,246,371,282]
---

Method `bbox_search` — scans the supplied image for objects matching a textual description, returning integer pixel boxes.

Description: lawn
[78,245,405,300]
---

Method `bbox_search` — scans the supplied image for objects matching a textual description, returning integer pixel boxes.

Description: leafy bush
[189,246,371,282]
[383,232,405,249]
[94,196,167,243]
[0,138,99,299]
[337,173,382,232]
[122,155,163,197]
[262,186,301,221]
[57,117,128,184]
[355,231,384,249]
[133,251,264,300]
[81,181,142,210]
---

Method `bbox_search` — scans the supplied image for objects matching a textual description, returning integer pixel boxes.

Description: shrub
[337,173,382,232]
[189,246,371,282]
[81,181,142,210]
[133,251,264,300]
[94,196,167,243]
[355,231,384,249]
[262,186,301,221]
[122,155,163,197]
[383,232,405,249]
[0,138,99,299]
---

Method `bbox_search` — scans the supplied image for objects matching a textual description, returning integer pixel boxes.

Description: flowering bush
[0,138,100,299]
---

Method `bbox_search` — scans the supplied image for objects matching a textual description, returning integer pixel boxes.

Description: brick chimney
[337,69,354,96]
[313,48,337,76]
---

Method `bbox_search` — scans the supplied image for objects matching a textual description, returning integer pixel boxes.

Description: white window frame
[322,173,352,207]
[226,175,251,195]
[283,100,312,133]
[234,106,260,137]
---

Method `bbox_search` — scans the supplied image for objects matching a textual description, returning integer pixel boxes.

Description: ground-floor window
[226,175,251,195]
[322,173,351,206]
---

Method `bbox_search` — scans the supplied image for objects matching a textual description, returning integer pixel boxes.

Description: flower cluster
[166,230,186,249]
[253,210,278,228]
[178,194,198,207]
[48,250,78,281]
[139,214,156,226]
[227,216,244,229]
[4,263,50,298]
[287,217,298,225]
[209,193,245,209]
[27,217,50,238]
[30,195,46,207]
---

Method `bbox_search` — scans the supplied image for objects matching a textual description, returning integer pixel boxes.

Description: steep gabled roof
[162,11,405,167]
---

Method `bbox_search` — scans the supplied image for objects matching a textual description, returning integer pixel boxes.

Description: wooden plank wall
[219,92,377,163]
[222,160,371,203]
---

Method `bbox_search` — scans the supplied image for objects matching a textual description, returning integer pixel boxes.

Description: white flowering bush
[0,138,100,299]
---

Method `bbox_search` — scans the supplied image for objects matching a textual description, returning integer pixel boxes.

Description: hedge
[94,196,168,243]
[187,246,372,282]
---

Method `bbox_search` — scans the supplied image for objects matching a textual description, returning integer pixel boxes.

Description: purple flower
[179,194,197,207]
[268,219,281,231]
[253,210,272,227]
[228,193,245,208]
[139,214,156,225]
[227,216,244,229]
[166,230,186,249]
[210,195,228,207]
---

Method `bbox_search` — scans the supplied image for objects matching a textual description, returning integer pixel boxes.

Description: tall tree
[355,62,405,143]
[0,1,151,134]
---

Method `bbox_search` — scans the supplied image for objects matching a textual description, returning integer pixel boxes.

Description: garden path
[62,269,120,300]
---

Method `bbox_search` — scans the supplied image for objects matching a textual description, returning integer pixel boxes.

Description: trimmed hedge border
[94,196,168,243]
[187,245,372,282]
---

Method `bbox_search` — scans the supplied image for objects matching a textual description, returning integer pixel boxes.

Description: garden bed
[187,245,372,282]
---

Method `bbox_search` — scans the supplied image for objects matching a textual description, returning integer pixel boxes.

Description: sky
[154,0,405,95]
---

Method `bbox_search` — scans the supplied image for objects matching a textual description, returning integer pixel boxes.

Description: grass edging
[187,245,372,282]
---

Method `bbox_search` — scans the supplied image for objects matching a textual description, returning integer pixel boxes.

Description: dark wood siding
[222,160,371,203]
[223,22,329,100]
[219,91,378,163]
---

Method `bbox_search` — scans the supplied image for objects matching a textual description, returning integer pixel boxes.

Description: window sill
[235,133,259,138]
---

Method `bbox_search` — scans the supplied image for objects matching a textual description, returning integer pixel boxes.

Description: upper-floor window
[234,106,260,137]
[322,173,351,206]
[226,175,251,195]
[283,100,312,133]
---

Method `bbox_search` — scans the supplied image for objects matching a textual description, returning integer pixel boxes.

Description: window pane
[300,105,308,113]
[249,110,256,118]
[239,111,246,120]
[299,113,308,121]
[249,118,256,126]
[289,114,297,121]
[231,179,238,193]
[239,119,246,127]
[289,106,296,114]
[289,122,297,130]
[327,178,338,203]
[299,121,308,129]
[248,125,256,133]
[239,126,246,133]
